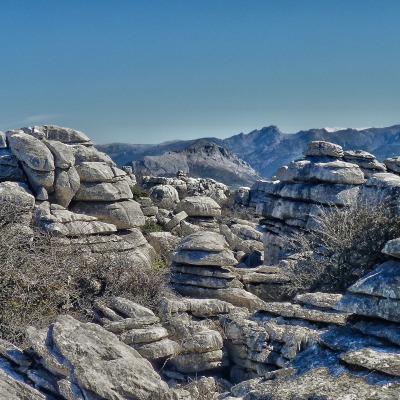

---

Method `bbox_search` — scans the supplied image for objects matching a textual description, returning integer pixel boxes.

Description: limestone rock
[149,184,180,208]
[70,199,145,229]
[8,132,55,171]
[173,249,237,266]
[276,159,365,185]
[382,238,400,258]
[53,167,80,207]
[304,141,344,158]
[175,196,221,217]
[0,368,46,400]
[44,140,75,168]
[73,180,133,201]
[177,231,229,252]
[347,260,400,300]
[51,315,178,399]
[340,347,400,377]
[24,125,91,144]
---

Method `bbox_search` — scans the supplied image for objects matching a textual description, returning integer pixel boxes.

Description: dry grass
[287,201,400,293]
[0,201,171,345]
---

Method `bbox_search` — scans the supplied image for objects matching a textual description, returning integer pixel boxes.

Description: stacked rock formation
[248,142,366,263]
[94,297,181,362]
[171,231,266,311]
[0,126,152,270]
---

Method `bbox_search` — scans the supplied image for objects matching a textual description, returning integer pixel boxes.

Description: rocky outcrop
[133,140,262,187]
[1,313,189,400]
[141,173,229,202]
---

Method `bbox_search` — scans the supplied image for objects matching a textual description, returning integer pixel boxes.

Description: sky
[1,0,400,144]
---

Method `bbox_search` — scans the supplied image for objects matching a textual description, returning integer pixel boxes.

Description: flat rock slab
[120,327,169,345]
[294,292,343,310]
[348,260,400,300]
[304,141,344,158]
[70,199,145,229]
[133,338,181,360]
[335,292,400,323]
[175,196,221,217]
[354,321,400,347]
[173,249,237,267]
[177,231,229,252]
[276,159,365,185]
[382,239,400,259]
[340,347,400,377]
[230,367,400,400]
[261,302,351,325]
[0,367,46,400]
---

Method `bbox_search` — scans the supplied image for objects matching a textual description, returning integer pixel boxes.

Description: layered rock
[1,314,189,399]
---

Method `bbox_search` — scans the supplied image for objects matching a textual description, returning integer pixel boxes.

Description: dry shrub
[0,201,171,345]
[287,201,400,293]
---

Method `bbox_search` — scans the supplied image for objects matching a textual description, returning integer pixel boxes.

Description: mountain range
[97,124,400,183]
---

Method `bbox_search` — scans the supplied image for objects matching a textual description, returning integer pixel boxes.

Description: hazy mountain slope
[133,139,262,186]
[97,125,400,179]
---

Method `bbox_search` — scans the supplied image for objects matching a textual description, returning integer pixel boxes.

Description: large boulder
[175,196,221,217]
[70,199,145,229]
[149,184,180,209]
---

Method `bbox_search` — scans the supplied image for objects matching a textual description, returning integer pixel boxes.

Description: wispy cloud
[24,113,66,124]
[3,113,67,131]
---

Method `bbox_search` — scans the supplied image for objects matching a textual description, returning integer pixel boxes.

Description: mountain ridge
[96,124,400,179]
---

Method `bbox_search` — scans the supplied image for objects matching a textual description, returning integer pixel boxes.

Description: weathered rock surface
[175,196,221,217]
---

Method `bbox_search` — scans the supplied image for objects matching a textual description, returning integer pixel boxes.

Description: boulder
[304,141,344,158]
[149,184,180,209]
[177,231,229,252]
[70,200,145,229]
[175,196,221,217]
[52,167,80,207]
[276,160,365,185]
[8,132,55,172]
[44,140,75,169]
[73,180,133,201]
[23,125,91,144]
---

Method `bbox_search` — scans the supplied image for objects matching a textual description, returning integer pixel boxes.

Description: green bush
[141,219,164,235]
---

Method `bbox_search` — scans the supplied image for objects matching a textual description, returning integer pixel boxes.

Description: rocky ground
[0,126,399,399]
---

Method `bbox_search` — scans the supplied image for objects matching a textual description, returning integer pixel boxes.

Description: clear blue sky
[1,0,400,143]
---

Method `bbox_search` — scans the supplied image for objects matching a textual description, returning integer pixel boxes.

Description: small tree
[287,201,400,293]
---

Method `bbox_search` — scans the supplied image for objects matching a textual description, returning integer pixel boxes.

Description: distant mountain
[96,124,400,179]
[132,139,262,187]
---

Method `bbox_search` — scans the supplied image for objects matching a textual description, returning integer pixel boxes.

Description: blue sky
[1,0,400,143]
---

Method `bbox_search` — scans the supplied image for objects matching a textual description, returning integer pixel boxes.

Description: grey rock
[171,273,242,289]
[73,180,133,201]
[75,162,122,182]
[276,159,365,184]
[0,367,46,400]
[177,231,229,252]
[382,238,400,258]
[304,141,344,158]
[72,144,115,166]
[70,199,145,229]
[0,131,7,148]
[294,292,343,309]
[173,249,237,266]
[53,167,80,208]
[172,350,224,373]
[120,327,169,345]
[24,125,91,144]
[341,347,400,377]
[353,321,400,347]
[8,132,55,171]
[44,140,75,168]
[385,156,400,174]
[348,260,400,299]
[335,292,400,322]
[175,196,221,217]
[51,315,177,399]
[149,184,180,208]
[165,210,188,231]
[109,297,156,319]
[133,338,181,360]
[0,181,35,208]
